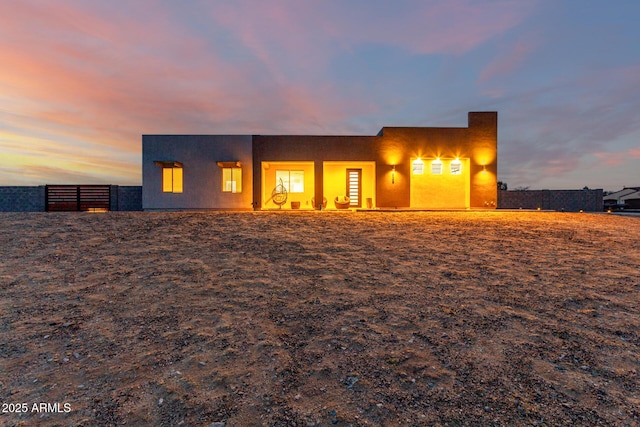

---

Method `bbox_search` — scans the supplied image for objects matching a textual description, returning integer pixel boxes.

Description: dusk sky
[1,1,639,190]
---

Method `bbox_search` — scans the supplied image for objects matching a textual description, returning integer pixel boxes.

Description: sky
[1,0,639,190]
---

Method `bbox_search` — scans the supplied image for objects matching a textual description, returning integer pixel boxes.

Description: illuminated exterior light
[412,158,424,175]
[391,165,396,184]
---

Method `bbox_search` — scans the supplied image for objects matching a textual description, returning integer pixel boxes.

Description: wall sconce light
[391,165,396,184]
[482,164,487,173]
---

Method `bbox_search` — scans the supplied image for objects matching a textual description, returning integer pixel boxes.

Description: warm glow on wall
[473,149,496,167]
[411,157,470,209]
[262,161,314,209]
[379,140,403,166]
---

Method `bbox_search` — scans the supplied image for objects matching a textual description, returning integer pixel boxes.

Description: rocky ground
[0,211,638,426]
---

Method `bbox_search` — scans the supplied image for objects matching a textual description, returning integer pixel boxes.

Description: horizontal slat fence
[46,185,111,211]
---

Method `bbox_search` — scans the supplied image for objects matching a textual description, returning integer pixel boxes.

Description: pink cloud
[594,147,640,166]
[0,1,377,134]
[0,1,536,185]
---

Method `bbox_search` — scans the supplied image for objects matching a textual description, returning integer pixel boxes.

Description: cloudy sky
[1,0,638,190]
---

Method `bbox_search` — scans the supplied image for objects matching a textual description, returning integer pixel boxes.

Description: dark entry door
[346,169,362,208]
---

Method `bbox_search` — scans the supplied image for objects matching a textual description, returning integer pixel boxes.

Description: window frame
[222,167,242,193]
[162,167,183,193]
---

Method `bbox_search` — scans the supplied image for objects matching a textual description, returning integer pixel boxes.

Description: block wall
[0,186,142,212]
[0,186,46,212]
[498,189,603,212]
[110,186,143,211]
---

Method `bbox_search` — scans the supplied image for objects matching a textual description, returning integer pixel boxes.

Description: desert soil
[0,211,638,426]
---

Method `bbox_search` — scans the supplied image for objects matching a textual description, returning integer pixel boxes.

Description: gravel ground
[0,211,638,426]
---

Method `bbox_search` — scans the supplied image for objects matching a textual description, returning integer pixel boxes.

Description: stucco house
[604,187,640,210]
[142,112,497,211]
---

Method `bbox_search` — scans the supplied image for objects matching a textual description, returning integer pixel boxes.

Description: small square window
[450,159,462,175]
[412,158,424,175]
[431,159,442,175]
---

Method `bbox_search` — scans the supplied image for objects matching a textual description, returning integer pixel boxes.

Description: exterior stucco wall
[376,127,471,208]
[376,112,498,209]
[468,112,498,208]
[142,135,253,211]
[253,112,497,210]
[143,112,497,211]
[253,136,378,210]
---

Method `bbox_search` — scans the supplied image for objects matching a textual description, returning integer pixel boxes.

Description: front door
[346,168,362,208]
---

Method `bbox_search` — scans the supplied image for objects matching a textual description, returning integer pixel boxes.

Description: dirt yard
[0,211,638,426]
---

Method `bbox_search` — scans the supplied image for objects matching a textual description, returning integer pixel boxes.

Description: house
[621,190,640,209]
[604,187,640,210]
[142,112,497,211]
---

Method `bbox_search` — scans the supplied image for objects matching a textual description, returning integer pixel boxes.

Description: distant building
[621,190,640,209]
[604,187,640,210]
[142,112,498,211]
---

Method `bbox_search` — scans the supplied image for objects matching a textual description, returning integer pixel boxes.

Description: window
[431,159,442,175]
[450,158,462,175]
[412,158,424,175]
[217,161,243,193]
[276,170,304,193]
[155,161,183,193]
[162,167,183,193]
[222,167,242,193]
